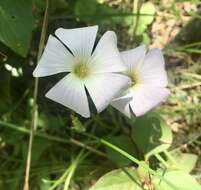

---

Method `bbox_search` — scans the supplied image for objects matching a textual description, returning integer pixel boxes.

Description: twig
[23,1,49,190]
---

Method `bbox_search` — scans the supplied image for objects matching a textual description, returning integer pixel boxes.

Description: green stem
[100,139,178,190]
[48,151,84,190]
[23,1,49,189]
[132,0,142,37]
[48,166,71,190]
[155,153,169,168]
[0,121,106,157]
[163,150,177,165]
[63,151,83,190]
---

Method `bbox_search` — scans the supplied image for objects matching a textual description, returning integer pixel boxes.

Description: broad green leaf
[131,113,173,159]
[89,168,143,190]
[154,170,201,190]
[105,135,138,166]
[167,150,198,173]
[0,0,33,57]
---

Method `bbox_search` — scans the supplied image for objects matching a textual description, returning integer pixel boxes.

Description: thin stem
[155,153,169,168]
[163,150,177,165]
[0,121,106,157]
[63,151,84,190]
[23,1,49,189]
[100,139,178,190]
[132,0,143,37]
[48,166,71,190]
[48,150,84,190]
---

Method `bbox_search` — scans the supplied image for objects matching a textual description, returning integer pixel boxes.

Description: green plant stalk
[163,150,177,165]
[0,120,106,157]
[48,166,71,190]
[48,150,84,190]
[1,120,178,189]
[155,153,169,168]
[63,163,77,190]
[100,139,178,190]
[63,151,84,190]
[132,0,143,37]
[23,1,49,189]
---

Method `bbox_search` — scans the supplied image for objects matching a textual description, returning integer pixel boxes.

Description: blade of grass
[63,151,84,190]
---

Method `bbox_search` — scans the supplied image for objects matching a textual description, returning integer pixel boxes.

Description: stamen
[73,63,90,79]
[127,71,139,87]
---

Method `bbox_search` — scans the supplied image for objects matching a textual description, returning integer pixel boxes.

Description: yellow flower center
[127,70,140,88]
[73,63,90,79]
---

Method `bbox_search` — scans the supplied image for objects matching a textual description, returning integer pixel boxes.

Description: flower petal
[33,35,73,77]
[139,49,168,87]
[33,35,74,77]
[120,45,146,72]
[111,97,132,118]
[84,73,130,113]
[45,73,90,118]
[55,26,98,57]
[90,31,126,73]
[129,86,170,116]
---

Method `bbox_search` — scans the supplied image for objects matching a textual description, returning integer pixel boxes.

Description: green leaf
[167,150,198,173]
[74,0,97,20]
[0,0,33,57]
[74,0,122,26]
[89,168,142,190]
[131,112,173,159]
[154,170,201,190]
[126,2,155,36]
[135,2,155,35]
[105,135,138,166]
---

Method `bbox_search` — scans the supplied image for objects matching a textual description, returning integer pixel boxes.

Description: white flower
[111,45,170,118]
[33,26,129,118]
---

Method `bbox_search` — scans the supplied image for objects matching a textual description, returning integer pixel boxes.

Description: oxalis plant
[31,25,201,190]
